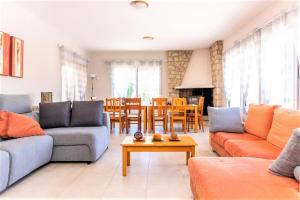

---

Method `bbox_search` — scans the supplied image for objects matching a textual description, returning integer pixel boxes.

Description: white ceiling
[17,0,278,51]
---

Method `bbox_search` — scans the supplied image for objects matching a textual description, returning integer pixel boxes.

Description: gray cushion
[0,94,32,114]
[39,101,71,128]
[294,166,300,181]
[269,128,300,178]
[0,150,9,193]
[45,126,109,162]
[0,135,53,185]
[208,107,244,133]
[71,101,104,127]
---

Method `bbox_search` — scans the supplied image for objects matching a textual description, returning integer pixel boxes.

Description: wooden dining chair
[170,97,187,134]
[105,98,125,134]
[151,97,168,133]
[124,98,142,134]
[187,96,205,132]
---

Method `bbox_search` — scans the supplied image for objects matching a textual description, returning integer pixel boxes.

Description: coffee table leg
[122,147,127,176]
[186,152,190,165]
[127,152,130,166]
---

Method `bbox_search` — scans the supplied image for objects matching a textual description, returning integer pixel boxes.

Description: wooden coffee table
[121,135,196,176]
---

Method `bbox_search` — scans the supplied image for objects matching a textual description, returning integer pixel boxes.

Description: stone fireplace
[166,41,225,110]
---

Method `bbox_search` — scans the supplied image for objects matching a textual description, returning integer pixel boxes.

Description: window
[260,12,298,108]
[224,10,298,111]
[61,47,88,101]
[110,60,162,103]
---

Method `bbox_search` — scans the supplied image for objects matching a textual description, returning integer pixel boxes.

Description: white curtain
[111,61,137,98]
[61,48,88,101]
[260,11,297,108]
[223,9,298,111]
[240,31,261,114]
[224,43,241,108]
[138,61,161,104]
[297,4,300,109]
[224,30,260,112]
[109,60,162,103]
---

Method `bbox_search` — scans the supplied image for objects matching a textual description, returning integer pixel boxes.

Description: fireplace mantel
[175,85,214,89]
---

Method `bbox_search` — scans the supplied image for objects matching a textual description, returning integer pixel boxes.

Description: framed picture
[0,31,10,76]
[41,92,53,103]
[10,36,24,78]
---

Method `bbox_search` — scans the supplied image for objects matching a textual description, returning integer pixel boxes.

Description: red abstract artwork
[0,31,10,76]
[10,36,24,78]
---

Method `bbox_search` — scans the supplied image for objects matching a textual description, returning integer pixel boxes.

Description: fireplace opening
[178,88,213,116]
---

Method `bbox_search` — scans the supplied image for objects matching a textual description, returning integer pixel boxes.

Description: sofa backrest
[0,94,32,114]
[244,104,278,139]
[267,108,300,149]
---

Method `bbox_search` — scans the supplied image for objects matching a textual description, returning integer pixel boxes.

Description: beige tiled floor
[0,124,216,199]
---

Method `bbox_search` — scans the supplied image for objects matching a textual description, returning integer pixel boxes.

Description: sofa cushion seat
[188,157,299,200]
[45,126,109,162]
[45,126,108,146]
[224,140,281,159]
[210,132,262,147]
[0,135,53,186]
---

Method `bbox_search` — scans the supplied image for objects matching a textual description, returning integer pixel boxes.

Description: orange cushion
[0,111,44,138]
[210,132,262,147]
[267,108,300,148]
[224,140,281,159]
[244,104,279,139]
[188,157,299,200]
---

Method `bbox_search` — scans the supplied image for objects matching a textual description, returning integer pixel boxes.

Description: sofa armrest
[0,150,10,193]
[103,112,110,131]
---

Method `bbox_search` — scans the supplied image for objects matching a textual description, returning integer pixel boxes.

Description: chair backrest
[171,97,186,114]
[105,98,122,114]
[152,97,168,117]
[198,96,205,115]
[124,98,142,115]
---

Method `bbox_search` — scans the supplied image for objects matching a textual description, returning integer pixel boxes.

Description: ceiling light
[143,36,154,40]
[130,0,149,9]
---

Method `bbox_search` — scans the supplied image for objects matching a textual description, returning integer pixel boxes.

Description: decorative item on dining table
[133,131,144,142]
[152,133,164,141]
[169,131,181,141]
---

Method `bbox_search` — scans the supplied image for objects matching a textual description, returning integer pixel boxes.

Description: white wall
[181,49,212,88]
[0,2,86,105]
[223,1,298,51]
[87,51,167,100]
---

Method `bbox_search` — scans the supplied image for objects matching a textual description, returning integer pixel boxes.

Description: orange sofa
[189,105,300,199]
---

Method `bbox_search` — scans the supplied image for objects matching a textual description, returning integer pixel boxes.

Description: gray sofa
[0,94,110,193]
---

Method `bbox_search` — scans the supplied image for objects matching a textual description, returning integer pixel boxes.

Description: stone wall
[167,50,193,97]
[210,41,225,107]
